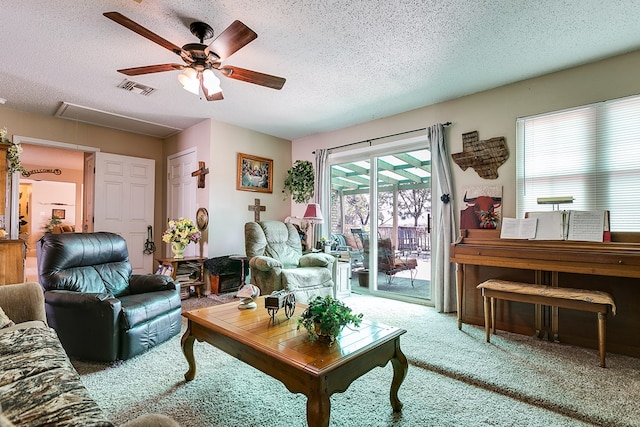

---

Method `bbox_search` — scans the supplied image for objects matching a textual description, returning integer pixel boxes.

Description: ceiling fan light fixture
[105,12,284,102]
[182,78,200,95]
[202,69,221,93]
[178,67,197,86]
[178,68,199,95]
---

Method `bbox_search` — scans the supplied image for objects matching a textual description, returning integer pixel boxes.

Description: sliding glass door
[328,145,432,303]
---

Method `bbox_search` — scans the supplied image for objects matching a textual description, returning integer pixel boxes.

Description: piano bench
[477,279,616,367]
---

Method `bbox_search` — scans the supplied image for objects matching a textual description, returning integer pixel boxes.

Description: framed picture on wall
[237,153,273,193]
[52,208,66,219]
[459,185,502,230]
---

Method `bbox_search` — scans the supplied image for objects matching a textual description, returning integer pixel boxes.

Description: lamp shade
[178,68,200,95]
[178,68,197,86]
[202,69,221,93]
[303,203,324,223]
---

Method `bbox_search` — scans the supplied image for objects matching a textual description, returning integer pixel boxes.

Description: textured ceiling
[1,1,640,141]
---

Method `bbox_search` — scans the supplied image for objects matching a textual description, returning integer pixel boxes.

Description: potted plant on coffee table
[297,295,363,345]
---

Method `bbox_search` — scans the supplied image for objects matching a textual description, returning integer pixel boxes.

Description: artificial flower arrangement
[319,236,335,251]
[476,210,499,229]
[162,218,201,246]
[0,127,27,175]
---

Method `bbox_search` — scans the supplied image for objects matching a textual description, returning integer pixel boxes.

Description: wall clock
[196,208,209,231]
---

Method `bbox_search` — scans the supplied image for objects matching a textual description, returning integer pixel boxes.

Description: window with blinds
[516,94,640,231]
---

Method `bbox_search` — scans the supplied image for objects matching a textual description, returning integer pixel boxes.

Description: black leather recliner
[37,232,182,362]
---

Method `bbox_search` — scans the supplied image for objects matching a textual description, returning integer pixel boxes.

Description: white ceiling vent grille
[117,79,157,96]
[54,102,182,138]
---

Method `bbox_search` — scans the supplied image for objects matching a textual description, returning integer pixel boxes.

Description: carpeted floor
[72,294,640,427]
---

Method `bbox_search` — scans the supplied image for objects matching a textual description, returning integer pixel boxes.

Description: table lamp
[303,203,324,251]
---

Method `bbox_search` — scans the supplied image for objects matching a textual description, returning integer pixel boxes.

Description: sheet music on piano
[527,211,566,240]
[500,218,538,239]
[499,211,608,241]
[524,210,608,242]
[567,210,607,242]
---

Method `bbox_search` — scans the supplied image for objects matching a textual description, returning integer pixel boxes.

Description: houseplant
[44,215,62,233]
[283,160,314,204]
[0,127,27,175]
[297,295,363,344]
[162,218,201,258]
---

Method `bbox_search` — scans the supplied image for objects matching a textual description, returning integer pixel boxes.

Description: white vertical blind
[517,94,640,231]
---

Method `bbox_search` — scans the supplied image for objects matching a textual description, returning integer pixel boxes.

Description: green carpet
[72,294,640,427]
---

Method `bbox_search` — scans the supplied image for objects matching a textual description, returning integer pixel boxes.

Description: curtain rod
[312,122,451,154]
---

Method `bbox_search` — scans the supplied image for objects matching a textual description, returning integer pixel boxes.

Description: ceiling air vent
[117,79,157,96]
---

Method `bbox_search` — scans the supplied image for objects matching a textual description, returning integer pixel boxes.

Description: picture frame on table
[237,153,273,193]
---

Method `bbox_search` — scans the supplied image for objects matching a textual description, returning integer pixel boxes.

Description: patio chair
[363,237,418,286]
[330,229,368,277]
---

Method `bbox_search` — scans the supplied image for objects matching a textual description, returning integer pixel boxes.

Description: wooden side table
[155,257,206,298]
[0,239,26,285]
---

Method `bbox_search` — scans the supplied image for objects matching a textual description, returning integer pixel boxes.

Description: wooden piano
[450,229,640,358]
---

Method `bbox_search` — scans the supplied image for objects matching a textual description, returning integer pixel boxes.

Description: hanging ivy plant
[0,127,27,175]
[283,160,314,204]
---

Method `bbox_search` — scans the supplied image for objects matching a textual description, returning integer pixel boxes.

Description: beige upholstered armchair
[244,220,335,303]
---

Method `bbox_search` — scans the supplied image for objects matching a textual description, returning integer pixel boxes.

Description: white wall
[165,118,292,258]
[293,49,640,228]
[25,180,76,242]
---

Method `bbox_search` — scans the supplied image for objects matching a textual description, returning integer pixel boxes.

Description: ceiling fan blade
[206,20,257,61]
[104,12,185,56]
[204,89,224,101]
[117,64,184,76]
[219,66,285,90]
[199,73,224,101]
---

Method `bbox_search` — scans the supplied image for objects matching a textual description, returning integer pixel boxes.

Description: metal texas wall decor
[451,131,508,179]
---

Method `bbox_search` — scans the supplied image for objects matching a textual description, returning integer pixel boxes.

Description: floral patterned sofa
[0,282,179,427]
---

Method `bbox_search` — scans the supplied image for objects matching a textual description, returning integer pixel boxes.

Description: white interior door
[94,152,155,274]
[167,149,198,258]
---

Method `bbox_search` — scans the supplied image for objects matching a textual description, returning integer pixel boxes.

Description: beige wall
[1,108,292,259]
[164,118,291,258]
[0,107,167,243]
[292,49,640,226]
[5,48,640,256]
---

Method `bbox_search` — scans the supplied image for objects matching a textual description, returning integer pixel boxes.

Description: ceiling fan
[104,11,286,101]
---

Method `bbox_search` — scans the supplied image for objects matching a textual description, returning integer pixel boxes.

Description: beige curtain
[314,148,329,242]
[428,124,457,313]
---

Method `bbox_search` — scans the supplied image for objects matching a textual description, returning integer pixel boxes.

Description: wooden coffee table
[181,296,408,427]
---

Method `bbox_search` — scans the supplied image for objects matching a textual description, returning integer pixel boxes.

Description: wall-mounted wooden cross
[191,161,209,188]
[248,198,266,221]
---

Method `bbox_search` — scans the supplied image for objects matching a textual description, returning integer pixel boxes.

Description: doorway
[329,145,432,304]
[16,143,86,281]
